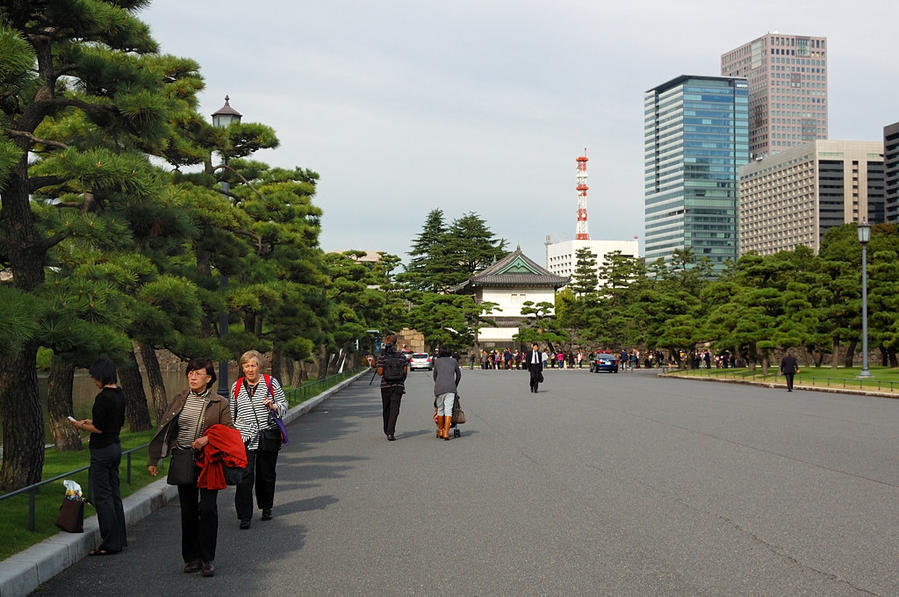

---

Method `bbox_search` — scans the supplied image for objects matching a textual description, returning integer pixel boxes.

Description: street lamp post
[212,96,242,395]
[857,220,872,379]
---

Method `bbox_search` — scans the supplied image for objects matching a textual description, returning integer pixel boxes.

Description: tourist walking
[780,351,799,392]
[69,356,127,556]
[432,348,462,440]
[376,335,407,441]
[147,358,236,577]
[527,343,544,393]
[230,350,288,529]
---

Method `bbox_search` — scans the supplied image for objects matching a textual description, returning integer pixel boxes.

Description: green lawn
[0,369,362,561]
[667,366,899,394]
[0,429,159,560]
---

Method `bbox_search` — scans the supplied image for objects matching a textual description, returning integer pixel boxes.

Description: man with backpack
[376,335,408,441]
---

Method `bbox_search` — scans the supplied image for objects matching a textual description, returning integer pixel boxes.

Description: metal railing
[1,368,362,533]
[665,368,898,393]
[0,443,150,531]
[284,369,359,404]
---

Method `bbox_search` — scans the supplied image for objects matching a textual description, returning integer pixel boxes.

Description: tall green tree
[399,209,446,291]
[569,247,598,296]
[0,2,171,488]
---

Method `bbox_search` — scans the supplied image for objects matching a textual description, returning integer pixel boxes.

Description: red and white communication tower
[575,148,590,240]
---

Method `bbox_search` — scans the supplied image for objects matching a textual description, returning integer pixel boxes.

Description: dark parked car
[593,353,619,373]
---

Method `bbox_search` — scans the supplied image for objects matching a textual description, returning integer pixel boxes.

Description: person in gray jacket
[432,348,462,440]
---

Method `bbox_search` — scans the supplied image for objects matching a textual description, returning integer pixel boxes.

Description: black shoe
[201,561,215,577]
[387,434,396,441]
[239,519,251,529]
[184,559,202,574]
[261,509,272,521]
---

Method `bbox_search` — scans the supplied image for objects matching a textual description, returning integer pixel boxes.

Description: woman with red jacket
[147,358,235,578]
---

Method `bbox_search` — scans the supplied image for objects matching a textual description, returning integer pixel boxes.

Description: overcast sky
[141,0,896,264]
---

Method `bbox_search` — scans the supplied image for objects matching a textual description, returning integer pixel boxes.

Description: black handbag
[167,447,197,485]
[258,427,282,452]
[55,497,84,533]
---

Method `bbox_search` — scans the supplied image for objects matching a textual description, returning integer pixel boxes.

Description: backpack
[382,354,406,383]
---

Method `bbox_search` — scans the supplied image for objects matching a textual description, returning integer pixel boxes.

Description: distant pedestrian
[780,351,799,392]
[69,356,127,556]
[432,348,462,440]
[527,343,544,393]
[376,335,407,440]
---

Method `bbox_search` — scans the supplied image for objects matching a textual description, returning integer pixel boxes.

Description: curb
[661,372,899,399]
[0,369,368,597]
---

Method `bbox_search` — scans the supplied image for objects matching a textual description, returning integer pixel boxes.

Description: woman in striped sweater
[230,350,288,529]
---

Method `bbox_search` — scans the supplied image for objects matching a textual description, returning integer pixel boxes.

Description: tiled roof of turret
[449,248,569,292]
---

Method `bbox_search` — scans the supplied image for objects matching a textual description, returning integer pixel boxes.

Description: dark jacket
[526,350,543,372]
[147,389,234,468]
[780,355,799,374]
[376,345,407,389]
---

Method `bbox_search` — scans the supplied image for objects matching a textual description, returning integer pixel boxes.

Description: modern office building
[738,140,885,255]
[721,33,827,160]
[644,75,749,272]
[544,236,639,288]
[885,122,899,223]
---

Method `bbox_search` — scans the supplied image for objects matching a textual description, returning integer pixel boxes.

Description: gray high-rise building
[644,75,749,272]
[721,33,827,160]
[885,122,899,223]
[738,140,885,256]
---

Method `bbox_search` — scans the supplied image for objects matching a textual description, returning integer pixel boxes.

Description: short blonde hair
[239,350,263,367]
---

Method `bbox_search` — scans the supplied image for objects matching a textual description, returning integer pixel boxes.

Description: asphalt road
[33,367,898,596]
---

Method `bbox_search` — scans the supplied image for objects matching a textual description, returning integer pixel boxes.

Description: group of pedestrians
[375,335,462,442]
[71,350,288,578]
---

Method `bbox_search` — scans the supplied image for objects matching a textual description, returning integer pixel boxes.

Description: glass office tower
[644,75,749,273]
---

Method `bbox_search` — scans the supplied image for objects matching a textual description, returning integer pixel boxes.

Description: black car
[593,353,619,373]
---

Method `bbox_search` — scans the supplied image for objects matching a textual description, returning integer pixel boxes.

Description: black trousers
[381,386,403,436]
[89,442,127,552]
[529,368,541,392]
[235,447,279,520]
[177,481,219,563]
[784,372,795,391]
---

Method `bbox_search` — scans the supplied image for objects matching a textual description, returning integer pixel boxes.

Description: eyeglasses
[187,370,210,377]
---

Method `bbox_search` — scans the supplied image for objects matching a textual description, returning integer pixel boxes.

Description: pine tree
[570,247,598,295]
[0,2,170,488]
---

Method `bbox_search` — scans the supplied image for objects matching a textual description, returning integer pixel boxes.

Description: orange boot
[436,416,446,439]
[442,415,452,441]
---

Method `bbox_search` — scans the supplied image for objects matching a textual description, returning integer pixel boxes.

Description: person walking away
[147,358,235,577]
[780,351,799,392]
[69,356,127,556]
[432,348,462,440]
[230,350,288,529]
[527,343,543,393]
[377,335,407,440]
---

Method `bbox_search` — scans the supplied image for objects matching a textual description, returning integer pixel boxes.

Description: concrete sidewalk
[0,369,367,597]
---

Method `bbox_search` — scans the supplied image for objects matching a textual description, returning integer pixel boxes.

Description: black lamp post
[212,96,242,394]
[857,220,872,379]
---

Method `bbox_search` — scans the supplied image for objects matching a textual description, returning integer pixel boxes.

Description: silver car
[408,353,433,371]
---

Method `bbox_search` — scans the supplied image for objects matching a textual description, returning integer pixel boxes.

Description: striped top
[176,390,210,448]
[230,375,288,450]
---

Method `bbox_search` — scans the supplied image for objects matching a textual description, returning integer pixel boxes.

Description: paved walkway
[10,367,899,595]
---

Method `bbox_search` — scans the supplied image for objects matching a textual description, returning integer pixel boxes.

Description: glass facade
[644,76,749,273]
